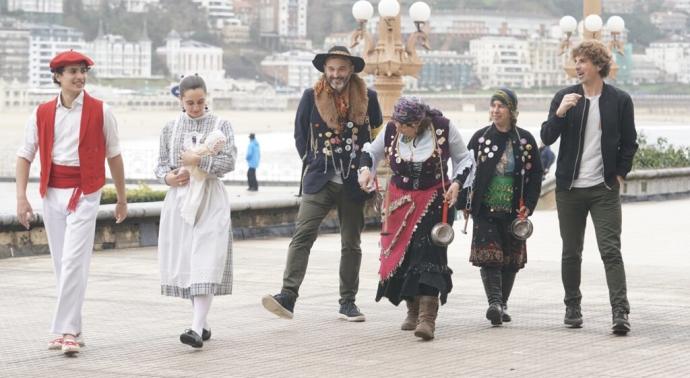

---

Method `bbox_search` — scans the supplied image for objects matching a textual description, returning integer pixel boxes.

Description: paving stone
[1,199,689,377]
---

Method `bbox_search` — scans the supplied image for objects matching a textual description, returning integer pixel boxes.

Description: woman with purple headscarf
[358,96,473,341]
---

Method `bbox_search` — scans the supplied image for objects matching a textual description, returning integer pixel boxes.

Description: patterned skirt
[376,194,454,305]
[469,206,526,272]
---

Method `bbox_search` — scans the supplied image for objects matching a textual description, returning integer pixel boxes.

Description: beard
[327,74,351,92]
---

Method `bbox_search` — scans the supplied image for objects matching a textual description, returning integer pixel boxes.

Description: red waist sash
[48,164,82,213]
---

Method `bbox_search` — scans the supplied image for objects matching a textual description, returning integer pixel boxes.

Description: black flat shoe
[202,328,211,341]
[180,329,203,348]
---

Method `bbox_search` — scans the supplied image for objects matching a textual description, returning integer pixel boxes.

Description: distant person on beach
[246,133,260,191]
[358,96,473,340]
[541,40,638,335]
[15,50,128,356]
[261,46,382,322]
[155,74,237,349]
[539,142,555,179]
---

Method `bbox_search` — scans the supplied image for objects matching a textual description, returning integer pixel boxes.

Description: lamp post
[558,0,625,79]
[350,0,431,126]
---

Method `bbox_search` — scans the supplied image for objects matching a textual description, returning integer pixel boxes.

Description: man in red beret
[15,50,128,355]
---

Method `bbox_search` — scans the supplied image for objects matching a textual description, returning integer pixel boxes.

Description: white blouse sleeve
[361,126,387,177]
[448,121,473,182]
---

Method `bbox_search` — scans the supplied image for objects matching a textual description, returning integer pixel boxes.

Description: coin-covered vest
[383,115,451,190]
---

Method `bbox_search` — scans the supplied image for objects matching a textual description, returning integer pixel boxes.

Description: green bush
[633,133,690,169]
[100,183,167,204]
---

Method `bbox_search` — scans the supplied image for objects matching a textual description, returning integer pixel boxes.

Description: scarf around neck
[314,74,369,133]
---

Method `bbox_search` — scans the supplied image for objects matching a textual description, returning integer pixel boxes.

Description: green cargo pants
[281,181,365,304]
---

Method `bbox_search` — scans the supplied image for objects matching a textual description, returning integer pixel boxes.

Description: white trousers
[42,187,101,335]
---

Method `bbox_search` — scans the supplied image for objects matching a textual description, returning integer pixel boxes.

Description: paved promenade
[1,198,689,377]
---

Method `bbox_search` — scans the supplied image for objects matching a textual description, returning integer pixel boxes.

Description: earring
[205,105,208,111]
[182,108,186,113]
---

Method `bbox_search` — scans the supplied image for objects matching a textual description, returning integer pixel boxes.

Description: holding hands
[357,167,376,193]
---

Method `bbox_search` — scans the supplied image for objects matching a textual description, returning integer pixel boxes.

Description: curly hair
[571,40,612,78]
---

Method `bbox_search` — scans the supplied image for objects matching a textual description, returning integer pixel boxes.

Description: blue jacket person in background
[246,133,260,191]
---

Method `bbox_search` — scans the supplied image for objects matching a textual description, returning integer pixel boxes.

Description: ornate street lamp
[350,0,432,126]
[558,0,625,79]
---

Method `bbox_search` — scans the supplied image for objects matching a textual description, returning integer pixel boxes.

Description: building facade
[629,54,664,85]
[367,12,558,42]
[650,12,688,35]
[414,50,475,91]
[156,30,225,83]
[604,0,638,14]
[0,20,31,84]
[82,0,160,12]
[85,33,152,79]
[470,36,532,89]
[665,0,690,13]
[259,0,308,47]
[529,37,571,89]
[29,24,85,88]
[260,50,320,93]
[645,39,690,80]
[193,0,239,29]
[8,0,63,13]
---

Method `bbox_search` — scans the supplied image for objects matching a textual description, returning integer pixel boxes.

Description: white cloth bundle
[180,128,226,225]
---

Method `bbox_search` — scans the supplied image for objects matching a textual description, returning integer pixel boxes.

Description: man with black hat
[15,50,128,355]
[261,46,382,321]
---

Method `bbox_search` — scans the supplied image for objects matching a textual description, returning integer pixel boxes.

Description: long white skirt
[158,178,233,298]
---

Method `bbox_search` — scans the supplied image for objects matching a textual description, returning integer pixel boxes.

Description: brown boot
[414,295,439,340]
[400,297,419,331]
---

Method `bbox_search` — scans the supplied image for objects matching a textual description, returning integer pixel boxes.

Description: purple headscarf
[392,96,430,124]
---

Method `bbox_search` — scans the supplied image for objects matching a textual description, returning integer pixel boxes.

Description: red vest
[36,91,106,198]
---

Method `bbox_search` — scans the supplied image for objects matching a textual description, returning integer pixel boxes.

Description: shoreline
[2,109,688,143]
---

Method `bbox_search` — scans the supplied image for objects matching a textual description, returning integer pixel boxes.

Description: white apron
[158,116,233,298]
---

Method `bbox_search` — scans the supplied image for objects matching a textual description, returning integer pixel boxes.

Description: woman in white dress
[155,74,237,348]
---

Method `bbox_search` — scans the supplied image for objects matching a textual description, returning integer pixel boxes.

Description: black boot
[480,267,503,326]
[501,270,516,322]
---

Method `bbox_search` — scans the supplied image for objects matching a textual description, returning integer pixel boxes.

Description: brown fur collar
[314,74,368,131]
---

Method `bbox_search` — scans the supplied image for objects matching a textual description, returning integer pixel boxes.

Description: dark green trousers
[281,181,364,304]
[556,183,630,313]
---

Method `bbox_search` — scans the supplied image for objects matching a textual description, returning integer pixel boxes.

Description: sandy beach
[2,108,689,181]
[3,107,689,143]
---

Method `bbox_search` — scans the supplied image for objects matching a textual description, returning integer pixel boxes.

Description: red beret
[49,50,95,72]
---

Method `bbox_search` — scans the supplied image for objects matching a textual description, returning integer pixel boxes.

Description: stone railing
[0,196,380,259]
[3,167,689,259]
[537,167,690,210]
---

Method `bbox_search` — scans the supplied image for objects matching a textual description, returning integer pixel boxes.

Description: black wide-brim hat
[312,46,365,73]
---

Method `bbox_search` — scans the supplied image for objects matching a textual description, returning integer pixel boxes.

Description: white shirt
[573,94,605,188]
[16,91,121,166]
[363,120,473,179]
